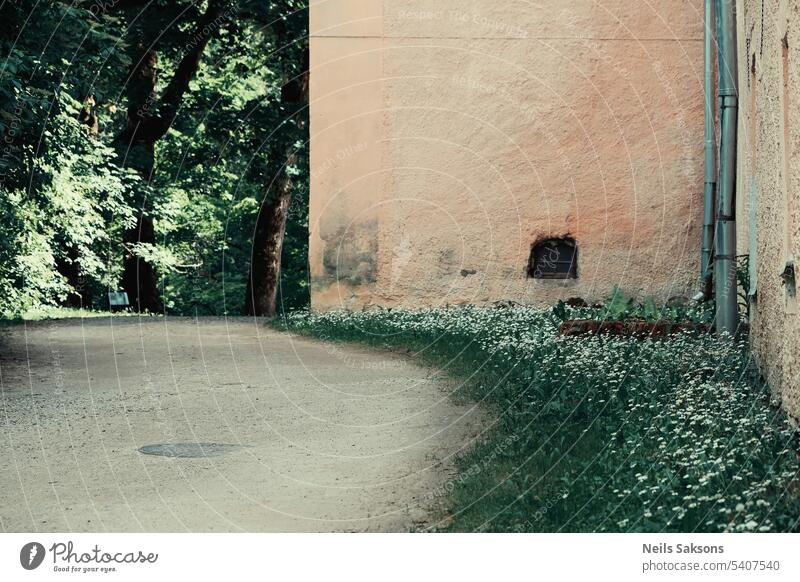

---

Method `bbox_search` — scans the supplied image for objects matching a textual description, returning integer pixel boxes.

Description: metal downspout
[702,0,717,296]
[715,0,740,335]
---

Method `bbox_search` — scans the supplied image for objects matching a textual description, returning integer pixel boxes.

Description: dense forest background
[0,0,309,318]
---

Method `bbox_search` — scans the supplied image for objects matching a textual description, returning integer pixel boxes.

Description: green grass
[0,307,143,324]
[16,307,140,321]
[278,305,800,532]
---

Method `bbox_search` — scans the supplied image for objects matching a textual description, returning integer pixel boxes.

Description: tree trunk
[57,245,90,308]
[78,95,98,136]
[121,215,161,312]
[245,43,308,317]
[246,165,294,317]
[117,46,161,312]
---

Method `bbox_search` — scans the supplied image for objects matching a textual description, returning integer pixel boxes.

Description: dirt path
[0,317,483,532]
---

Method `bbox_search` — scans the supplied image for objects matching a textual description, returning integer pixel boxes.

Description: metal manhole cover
[137,443,243,458]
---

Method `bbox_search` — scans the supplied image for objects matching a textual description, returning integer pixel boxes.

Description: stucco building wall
[736,0,800,419]
[310,1,706,310]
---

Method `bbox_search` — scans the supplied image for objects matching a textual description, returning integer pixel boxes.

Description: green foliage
[153,14,309,314]
[1,0,310,317]
[280,306,800,532]
[0,93,137,316]
[552,286,715,325]
[604,285,636,319]
[1,1,134,316]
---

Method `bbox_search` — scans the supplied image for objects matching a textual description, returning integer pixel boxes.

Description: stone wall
[736,0,800,419]
[309,1,705,310]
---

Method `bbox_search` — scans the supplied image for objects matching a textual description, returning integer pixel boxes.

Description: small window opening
[528,237,578,279]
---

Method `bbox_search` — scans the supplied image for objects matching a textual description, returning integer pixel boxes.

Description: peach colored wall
[736,0,800,419]
[310,1,706,310]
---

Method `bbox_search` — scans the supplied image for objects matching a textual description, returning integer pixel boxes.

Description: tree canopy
[0,0,309,318]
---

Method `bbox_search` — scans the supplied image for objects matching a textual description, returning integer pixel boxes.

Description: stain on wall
[320,221,379,286]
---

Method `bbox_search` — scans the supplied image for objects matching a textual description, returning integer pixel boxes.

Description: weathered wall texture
[736,0,800,419]
[310,1,706,310]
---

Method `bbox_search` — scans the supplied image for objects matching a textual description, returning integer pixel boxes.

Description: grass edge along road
[277,304,800,532]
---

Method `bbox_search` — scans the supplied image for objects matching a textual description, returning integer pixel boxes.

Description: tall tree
[116,0,232,312]
[245,4,308,317]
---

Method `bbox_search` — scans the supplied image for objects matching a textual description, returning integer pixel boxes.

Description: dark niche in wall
[528,237,578,279]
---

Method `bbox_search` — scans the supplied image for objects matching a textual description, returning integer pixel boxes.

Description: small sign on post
[108,291,130,312]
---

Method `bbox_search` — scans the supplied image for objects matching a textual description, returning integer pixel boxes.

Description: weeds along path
[0,317,483,532]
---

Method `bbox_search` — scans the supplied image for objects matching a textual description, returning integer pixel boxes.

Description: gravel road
[0,317,483,532]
